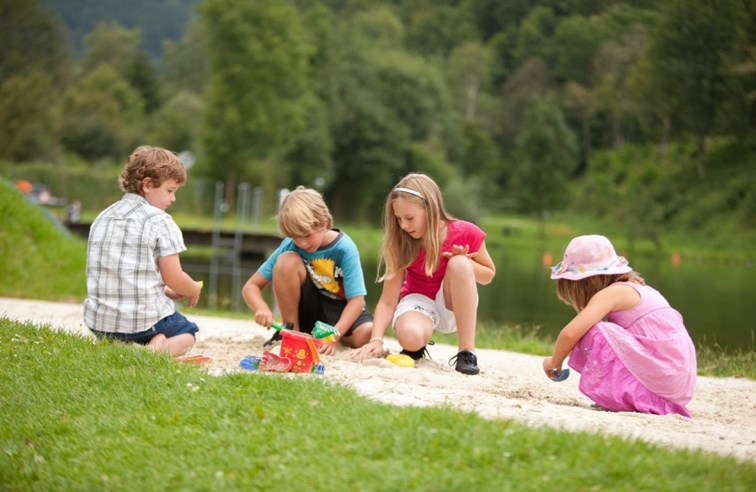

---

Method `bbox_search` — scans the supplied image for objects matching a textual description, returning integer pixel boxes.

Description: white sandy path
[2,297,756,463]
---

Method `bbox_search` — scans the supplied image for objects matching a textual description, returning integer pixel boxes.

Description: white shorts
[392,284,478,334]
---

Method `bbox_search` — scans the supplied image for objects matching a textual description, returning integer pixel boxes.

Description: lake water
[183,247,756,353]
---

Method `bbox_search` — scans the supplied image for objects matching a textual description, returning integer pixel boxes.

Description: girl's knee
[445,255,475,278]
[394,320,432,350]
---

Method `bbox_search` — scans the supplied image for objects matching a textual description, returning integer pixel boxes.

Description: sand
[2,297,755,462]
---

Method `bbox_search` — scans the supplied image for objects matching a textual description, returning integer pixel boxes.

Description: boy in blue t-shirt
[242,186,374,356]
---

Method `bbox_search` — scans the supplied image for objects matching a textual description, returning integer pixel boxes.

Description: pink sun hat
[550,235,632,280]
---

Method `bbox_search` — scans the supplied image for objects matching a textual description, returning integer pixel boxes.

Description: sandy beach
[2,297,755,462]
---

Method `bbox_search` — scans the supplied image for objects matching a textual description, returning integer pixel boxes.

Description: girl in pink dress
[543,235,697,417]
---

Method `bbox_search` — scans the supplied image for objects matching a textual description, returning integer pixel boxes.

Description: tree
[512,94,578,237]
[60,66,145,159]
[447,42,491,121]
[0,70,61,161]
[642,0,751,178]
[280,93,333,189]
[460,120,502,200]
[464,0,539,41]
[495,57,556,148]
[81,21,143,78]
[81,21,158,112]
[0,0,70,87]
[161,18,208,96]
[147,90,203,153]
[327,47,459,221]
[593,23,650,148]
[405,4,479,58]
[562,80,596,177]
[346,5,404,51]
[297,3,461,221]
[546,14,609,86]
[513,6,557,65]
[129,51,160,113]
[199,0,310,197]
[329,89,409,222]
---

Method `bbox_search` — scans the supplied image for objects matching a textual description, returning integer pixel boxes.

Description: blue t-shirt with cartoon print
[257,229,367,301]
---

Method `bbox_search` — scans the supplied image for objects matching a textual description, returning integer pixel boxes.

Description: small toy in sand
[239,355,262,371]
[179,354,211,364]
[312,321,340,342]
[386,353,415,368]
[270,321,293,332]
[259,350,293,372]
[550,368,570,382]
[241,353,325,374]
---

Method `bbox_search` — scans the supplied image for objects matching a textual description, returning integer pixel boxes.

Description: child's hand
[543,357,561,379]
[185,281,201,307]
[254,308,274,329]
[442,244,478,259]
[318,340,338,356]
[351,339,383,363]
[164,286,182,300]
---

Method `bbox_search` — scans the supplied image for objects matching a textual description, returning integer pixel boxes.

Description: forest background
[2,0,756,249]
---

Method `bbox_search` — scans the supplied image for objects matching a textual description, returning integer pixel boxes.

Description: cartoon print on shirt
[306,258,344,298]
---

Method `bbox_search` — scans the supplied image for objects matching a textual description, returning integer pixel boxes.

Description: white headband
[394,187,424,200]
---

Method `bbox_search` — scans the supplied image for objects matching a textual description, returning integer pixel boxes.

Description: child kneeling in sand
[84,146,202,356]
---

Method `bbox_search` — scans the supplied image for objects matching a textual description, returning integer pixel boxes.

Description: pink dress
[568,283,697,417]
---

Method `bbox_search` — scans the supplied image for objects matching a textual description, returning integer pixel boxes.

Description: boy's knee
[273,252,305,274]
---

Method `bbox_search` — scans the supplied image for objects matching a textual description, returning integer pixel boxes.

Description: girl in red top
[352,173,496,374]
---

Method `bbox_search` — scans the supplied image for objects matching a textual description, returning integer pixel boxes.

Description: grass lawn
[2,320,755,491]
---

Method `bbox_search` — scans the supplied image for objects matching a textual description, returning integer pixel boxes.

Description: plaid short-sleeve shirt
[83,193,186,334]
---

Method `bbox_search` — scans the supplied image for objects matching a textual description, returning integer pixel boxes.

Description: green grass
[697,343,756,379]
[433,320,554,357]
[2,320,755,491]
[0,178,87,301]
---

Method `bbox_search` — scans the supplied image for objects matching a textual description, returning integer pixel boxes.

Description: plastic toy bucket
[280,330,322,373]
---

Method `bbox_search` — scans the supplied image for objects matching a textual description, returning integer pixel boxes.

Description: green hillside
[0,178,87,300]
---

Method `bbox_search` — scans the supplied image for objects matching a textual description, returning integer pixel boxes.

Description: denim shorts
[90,311,199,344]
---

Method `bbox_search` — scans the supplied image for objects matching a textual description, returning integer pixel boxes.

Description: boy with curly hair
[84,145,202,355]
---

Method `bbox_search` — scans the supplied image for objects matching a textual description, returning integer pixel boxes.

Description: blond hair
[556,271,646,312]
[379,173,454,281]
[277,186,333,237]
[119,145,186,195]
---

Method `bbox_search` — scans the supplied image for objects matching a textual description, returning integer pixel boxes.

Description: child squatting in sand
[544,234,697,417]
[352,173,496,375]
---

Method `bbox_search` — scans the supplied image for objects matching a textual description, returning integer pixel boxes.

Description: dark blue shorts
[89,311,199,344]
